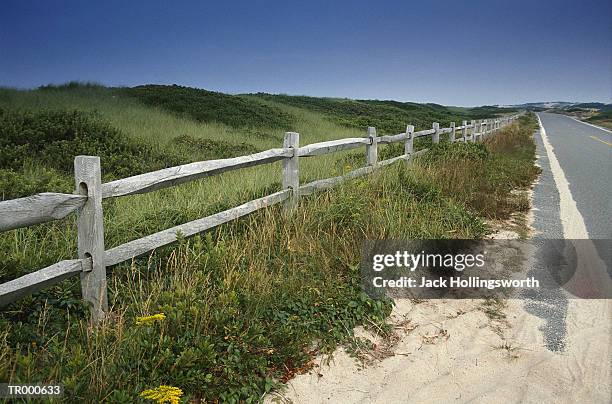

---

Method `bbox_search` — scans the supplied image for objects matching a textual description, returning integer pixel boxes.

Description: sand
[265,297,611,404]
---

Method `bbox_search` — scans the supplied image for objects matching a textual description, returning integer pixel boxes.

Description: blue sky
[1,0,610,106]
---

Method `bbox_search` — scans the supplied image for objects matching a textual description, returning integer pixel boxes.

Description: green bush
[0,108,188,198]
[122,85,295,129]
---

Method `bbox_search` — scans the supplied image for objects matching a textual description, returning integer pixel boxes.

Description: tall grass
[0,111,539,401]
[0,84,537,401]
[0,161,486,402]
[0,85,439,288]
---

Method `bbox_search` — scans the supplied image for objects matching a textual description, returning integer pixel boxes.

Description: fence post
[450,122,456,142]
[462,120,467,142]
[405,124,414,158]
[470,120,476,143]
[74,156,107,325]
[282,132,300,212]
[432,122,440,144]
[366,126,378,166]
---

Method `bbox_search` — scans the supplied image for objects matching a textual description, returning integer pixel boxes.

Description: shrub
[0,108,188,198]
[121,85,295,129]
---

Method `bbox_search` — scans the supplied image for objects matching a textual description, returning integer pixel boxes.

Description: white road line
[536,114,589,238]
[568,116,612,134]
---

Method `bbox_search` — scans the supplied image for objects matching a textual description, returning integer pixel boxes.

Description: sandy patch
[266,298,611,404]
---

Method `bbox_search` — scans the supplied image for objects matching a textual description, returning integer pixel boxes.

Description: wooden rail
[0,114,521,323]
[102,148,293,198]
[0,193,86,232]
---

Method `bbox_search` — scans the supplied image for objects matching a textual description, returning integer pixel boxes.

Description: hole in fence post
[78,182,88,196]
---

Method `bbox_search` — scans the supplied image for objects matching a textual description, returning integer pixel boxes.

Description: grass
[0,83,538,402]
[248,93,515,133]
[586,110,612,130]
[120,84,295,129]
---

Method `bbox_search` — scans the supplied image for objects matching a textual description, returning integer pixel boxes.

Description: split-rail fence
[0,115,520,323]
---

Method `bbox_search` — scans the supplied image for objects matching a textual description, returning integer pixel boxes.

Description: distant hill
[248,93,512,133]
[500,101,612,112]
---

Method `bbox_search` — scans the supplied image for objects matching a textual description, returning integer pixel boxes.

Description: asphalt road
[536,112,611,239]
[525,112,611,351]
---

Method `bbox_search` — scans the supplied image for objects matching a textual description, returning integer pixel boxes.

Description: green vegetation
[0,83,536,402]
[417,114,540,219]
[0,108,189,199]
[571,102,612,112]
[586,110,612,130]
[248,93,513,133]
[121,85,295,129]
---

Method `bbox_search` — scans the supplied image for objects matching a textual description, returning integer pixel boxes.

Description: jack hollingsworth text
[372,276,540,290]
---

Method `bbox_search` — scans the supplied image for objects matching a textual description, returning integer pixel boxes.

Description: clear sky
[1,0,610,106]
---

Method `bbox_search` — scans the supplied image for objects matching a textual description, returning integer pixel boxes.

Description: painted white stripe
[568,116,612,134]
[536,114,590,238]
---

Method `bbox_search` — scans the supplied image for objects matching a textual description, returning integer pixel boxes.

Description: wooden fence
[0,115,520,323]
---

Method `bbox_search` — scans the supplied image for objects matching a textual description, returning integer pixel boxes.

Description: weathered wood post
[366,126,378,166]
[432,122,440,144]
[405,124,414,159]
[470,120,476,143]
[74,156,107,325]
[282,132,300,212]
[462,120,467,142]
[450,122,456,142]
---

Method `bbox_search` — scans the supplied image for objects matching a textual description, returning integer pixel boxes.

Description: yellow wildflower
[135,313,166,326]
[139,385,183,404]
